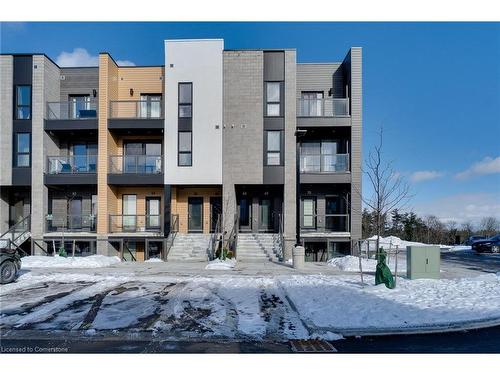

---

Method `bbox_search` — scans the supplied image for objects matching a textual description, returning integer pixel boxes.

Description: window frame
[14,132,31,167]
[301,196,317,229]
[265,81,282,117]
[15,85,32,120]
[178,82,193,119]
[178,131,192,167]
[265,130,282,166]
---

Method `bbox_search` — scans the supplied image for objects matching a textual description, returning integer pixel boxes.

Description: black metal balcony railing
[109,155,163,174]
[46,215,96,232]
[46,100,98,120]
[297,98,350,117]
[300,153,349,173]
[302,214,350,232]
[109,100,164,119]
[47,155,97,174]
[109,214,163,234]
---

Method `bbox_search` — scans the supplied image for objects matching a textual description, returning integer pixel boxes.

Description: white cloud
[413,192,500,224]
[455,156,500,180]
[409,170,444,183]
[55,48,135,67]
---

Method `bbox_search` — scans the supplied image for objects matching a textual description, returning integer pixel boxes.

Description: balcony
[46,214,96,234]
[300,152,350,183]
[296,98,351,127]
[44,155,97,185]
[109,215,163,236]
[301,214,350,234]
[108,155,163,185]
[45,100,98,131]
[108,100,164,131]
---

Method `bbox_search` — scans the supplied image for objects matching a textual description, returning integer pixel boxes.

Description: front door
[188,197,203,232]
[259,198,273,231]
[210,197,222,233]
[238,197,252,232]
[146,197,161,230]
[69,198,82,230]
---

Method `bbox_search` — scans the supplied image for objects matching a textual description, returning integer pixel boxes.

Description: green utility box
[406,246,440,279]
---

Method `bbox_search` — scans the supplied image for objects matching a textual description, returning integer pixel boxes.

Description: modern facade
[0,39,362,263]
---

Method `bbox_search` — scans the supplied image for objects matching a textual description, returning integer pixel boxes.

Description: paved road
[2,325,499,353]
[441,250,500,274]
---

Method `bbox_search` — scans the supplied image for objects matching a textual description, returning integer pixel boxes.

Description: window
[266,130,281,166]
[140,94,162,118]
[302,197,316,229]
[16,86,31,119]
[14,133,30,167]
[266,82,281,116]
[178,83,192,118]
[178,131,192,166]
[301,92,324,116]
[69,95,91,119]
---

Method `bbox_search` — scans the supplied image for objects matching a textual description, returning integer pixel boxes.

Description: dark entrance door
[238,197,252,232]
[188,197,203,232]
[210,197,222,233]
[69,198,82,230]
[259,198,273,231]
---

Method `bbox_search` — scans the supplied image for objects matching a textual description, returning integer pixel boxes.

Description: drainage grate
[289,339,337,353]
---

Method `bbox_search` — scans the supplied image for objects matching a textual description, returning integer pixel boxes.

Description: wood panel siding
[171,186,222,234]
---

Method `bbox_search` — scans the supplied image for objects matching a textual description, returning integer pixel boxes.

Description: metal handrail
[300,153,350,173]
[46,215,96,232]
[165,214,179,260]
[108,155,163,174]
[297,97,350,117]
[209,214,222,260]
[1,215,31,246]
[46,100,98,120]
[277,213,285,261]
[109,100,164,119]
[47,155,98,174]
[109,214,163,234]
[123,241,137,262]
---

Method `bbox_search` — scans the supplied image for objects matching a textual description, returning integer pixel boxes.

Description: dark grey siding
[59,68,98,101]
[296,63,345,98]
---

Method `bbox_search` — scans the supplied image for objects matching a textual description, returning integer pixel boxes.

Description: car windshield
[489,235,500,241]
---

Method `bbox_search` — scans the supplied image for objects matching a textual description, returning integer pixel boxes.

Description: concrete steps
[167,234,211,262]
[236,233,280,262]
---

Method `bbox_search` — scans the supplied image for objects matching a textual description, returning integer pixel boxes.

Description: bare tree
[479,217,500,238]
[461,220,475,241]
[356,127,412,252]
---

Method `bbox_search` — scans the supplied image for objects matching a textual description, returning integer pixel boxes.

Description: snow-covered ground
[1,270,499,340]
[362,235,452,251]
[444,245,473,252]
[205,258,237,270]
[328,255,407,272]
[20,255,121,269]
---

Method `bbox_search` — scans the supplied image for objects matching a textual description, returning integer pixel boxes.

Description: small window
[178,83,192,118]
[266,130,281,166]
[15,133,31,167]
[266,82,281,117]
[178,131,192,166]
[16,86,31,120]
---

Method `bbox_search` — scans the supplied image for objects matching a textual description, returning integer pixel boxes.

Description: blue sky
[1,22,499,223]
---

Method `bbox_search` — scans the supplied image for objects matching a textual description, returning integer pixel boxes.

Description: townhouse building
[0,39,362,263]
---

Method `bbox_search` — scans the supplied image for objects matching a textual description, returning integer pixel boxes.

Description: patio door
[140,94,162,118]
[146,197,161,230]
[123,195,137,231]
[69,198,82,230]
[188,197,203,232]
[69,95,90,119]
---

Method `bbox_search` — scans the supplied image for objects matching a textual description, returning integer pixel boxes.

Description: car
[464,235,486,246]
[0,245,22,284]
[472,234,500,254]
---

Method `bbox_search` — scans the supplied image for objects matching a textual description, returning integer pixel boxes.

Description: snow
[21,255,121,269]
[363,235,451,251]
[328,255,407,272]
[205,258,237,270]
[444,245,472,252]
[2,269,500,338]
[145,258,164,263]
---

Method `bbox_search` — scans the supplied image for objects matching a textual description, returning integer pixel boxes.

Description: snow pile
[328,255,406,272]
[145,258,164,263]
[444,245,472,252]
[205,258,237,270]
[362,235,451,251]
[21,255,121,269]
[280,273,500,331]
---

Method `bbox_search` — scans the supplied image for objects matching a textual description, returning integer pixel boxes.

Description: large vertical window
[301,91,323,116]
[178,83,192,118]
[14,133,31,167]
[140,94,162,119]
[265,82,281,116]
[16,86,31,120]
[266,130,281,166]
[302,197,316,229]
[178,131,192,166]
